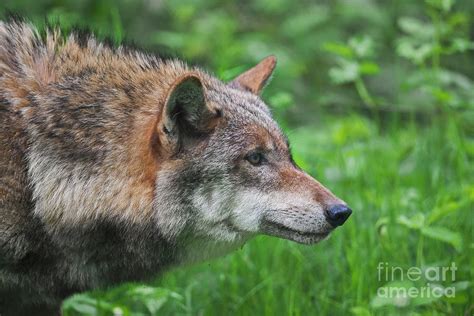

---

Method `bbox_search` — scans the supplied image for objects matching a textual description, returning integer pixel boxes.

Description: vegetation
[1,0,472,315]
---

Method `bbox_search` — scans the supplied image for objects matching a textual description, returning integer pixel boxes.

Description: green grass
[63,113,473,315]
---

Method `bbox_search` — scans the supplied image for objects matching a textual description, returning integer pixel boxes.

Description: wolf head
[152,57,352,260]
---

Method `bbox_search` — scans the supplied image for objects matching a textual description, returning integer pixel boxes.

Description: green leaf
[428,201,460,224]
[359,62,380,75]
[396,39,434,64]
[371,280,414,308]
[323,42,353,58]
[375,217,389,237]
[62,294,104,315]
[444,291,469,304]
[398,17,434,39]
[431,87,453,104]
[426,0,454,12]
[442,282,471,303]
[450,38,474,53]
[397,213,425,230]
[349,36,375,58]
[421,226,463,251]
[411,283,444,306]
[350,306,372,316]
[452,281,471,292]
[143,296,168,314]
[328,60,359,84]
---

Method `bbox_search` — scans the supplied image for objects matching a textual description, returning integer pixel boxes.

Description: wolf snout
[324,204,352,227]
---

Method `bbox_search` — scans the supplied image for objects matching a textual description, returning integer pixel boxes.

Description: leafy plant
[396,0,474,111]
[324,35,380,107]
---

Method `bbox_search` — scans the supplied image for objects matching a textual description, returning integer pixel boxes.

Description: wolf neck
[176,234,249,266]
[28,154,155,227]
[17,40,196,229]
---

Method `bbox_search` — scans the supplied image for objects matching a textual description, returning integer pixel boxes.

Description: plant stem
[417,234,425,267]
[355,77,376,108]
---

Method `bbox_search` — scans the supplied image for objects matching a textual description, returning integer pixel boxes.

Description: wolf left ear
[230,55,277,94]
[159,74,220,147]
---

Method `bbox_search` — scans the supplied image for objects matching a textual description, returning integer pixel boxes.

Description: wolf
[0,20,352,314]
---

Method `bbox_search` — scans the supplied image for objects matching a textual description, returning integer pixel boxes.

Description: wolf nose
[325,204,352,227]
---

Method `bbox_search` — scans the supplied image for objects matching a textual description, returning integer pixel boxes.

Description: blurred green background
[1,0,473,315]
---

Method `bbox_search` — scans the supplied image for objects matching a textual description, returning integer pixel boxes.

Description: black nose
[325,204,352,227]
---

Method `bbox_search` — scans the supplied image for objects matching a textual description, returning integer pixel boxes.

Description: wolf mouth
[261,220,331,245]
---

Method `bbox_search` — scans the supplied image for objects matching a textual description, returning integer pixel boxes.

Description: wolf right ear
[230,56,277,94]
[158,74,220,149]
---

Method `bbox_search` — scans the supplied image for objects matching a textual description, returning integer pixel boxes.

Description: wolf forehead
[205,84,288,151]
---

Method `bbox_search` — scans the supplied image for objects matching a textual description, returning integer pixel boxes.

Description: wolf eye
[246,152,264,166]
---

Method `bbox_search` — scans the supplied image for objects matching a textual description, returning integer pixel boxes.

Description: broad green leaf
[398,17,434,39]
[329,60,359,84]
[371,280,414,308]
[452,281,471,292]
[426,0,454,12]
[144,297,168,314]
[349,36,375,58]
[428,201,460,224]
[397,213,425,230]
[351,306,372,316]
[128,285,165,296]
[438,69,474,90]
[62,294,105,314]
[359,62,380,75]
[431,87,453,104]
[421,226,463,251]
[396,39,434,64]
[444,291,469,304]
[375,217,389,237]
[449,38,474,53]
[443,281,471,304]
[411,283,444,306]
[323,42,353,58]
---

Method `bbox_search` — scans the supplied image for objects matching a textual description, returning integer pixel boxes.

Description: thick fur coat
[0,20,350,314]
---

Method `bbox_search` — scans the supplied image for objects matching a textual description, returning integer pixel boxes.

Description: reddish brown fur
[278,167,341,206]
[232,56,277,94]
[1,21,351,315]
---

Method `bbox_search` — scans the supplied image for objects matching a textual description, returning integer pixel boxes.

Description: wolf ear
[159,74,220,147]
[230,55,277,94]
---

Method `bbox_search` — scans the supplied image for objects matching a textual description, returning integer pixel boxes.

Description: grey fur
[0,21,348,314]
